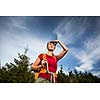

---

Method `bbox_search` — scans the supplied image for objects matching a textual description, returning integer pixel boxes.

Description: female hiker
[31,40,69,83]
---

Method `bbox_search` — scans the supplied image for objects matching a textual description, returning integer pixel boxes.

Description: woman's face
[47,42,56,51]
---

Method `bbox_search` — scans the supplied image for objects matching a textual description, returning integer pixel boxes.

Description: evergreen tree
[57,65,68,83]
[57,66,100,83]
[0,50,100,83]
[0,48,35,83]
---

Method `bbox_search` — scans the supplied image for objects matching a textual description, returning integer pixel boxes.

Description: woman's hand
[52,40,59,42]
[41,60,47,66]
[50,40,59,44]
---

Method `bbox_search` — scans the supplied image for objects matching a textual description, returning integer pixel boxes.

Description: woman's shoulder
[38,53,46,59]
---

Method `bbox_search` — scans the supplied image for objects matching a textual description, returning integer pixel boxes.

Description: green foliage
[57,67,100,83]
[57,67,68,83]
[0,49,100,83]
[0,49,35,83]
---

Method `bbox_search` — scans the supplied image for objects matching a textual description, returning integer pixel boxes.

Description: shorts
[35,78,50,83]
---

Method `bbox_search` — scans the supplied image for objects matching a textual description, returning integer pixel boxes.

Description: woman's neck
[47,51,53,56]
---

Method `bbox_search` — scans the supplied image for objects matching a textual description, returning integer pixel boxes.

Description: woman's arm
[53,40,69,60]
[31,57,42,71]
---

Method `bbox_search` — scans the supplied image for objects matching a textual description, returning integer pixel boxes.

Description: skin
[32,40,69,71]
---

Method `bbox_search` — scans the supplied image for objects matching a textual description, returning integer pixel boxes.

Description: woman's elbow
[65,48,69,53]
[31,64,35,71]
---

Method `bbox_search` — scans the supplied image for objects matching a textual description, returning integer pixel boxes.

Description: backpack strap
[43,53,47,61]
[34,54,47,80]
[34,54,57,82]
[43,53,57,62]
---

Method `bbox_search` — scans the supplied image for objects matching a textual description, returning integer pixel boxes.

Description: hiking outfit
[35,53,58,83]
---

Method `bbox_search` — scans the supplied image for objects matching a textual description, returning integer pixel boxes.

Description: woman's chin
[48,49,54,51]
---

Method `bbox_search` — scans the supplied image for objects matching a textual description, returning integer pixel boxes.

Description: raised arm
[53,40,69,60]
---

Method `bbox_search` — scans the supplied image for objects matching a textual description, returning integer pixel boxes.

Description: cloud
[92,71,100,78]
[54,17,89,45]
[8,17,28,30]
[0,17,62,66]
[1,16,100,78]
[73,34,100,72]
[0,17,48,66]
[75,62,93,72]
[53,17,100,77]
[0,29,50,66]
[57,66,69,75]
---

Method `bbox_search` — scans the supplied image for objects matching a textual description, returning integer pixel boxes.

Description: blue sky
[0,16,100,77]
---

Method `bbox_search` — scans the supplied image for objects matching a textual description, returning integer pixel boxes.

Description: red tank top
[38,53,58,80]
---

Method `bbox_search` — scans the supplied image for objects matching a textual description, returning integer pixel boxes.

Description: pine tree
[0,48,35,83]
[0,49,100,83]
[57,65,68,83]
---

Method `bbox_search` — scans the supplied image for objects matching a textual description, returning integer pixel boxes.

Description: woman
[32,40,69,83]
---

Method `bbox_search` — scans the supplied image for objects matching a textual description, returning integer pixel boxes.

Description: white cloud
[75,62,93,72]
[0,17,48,66]
[0,30,48,66]
[53,17,100,77]
[54,17,89,45]
[92,71,100,78]
[73,34,100,72]
[1,17,100,78]
[57,66,69,75]
[0,17,63,66]
[9,17,28,30]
